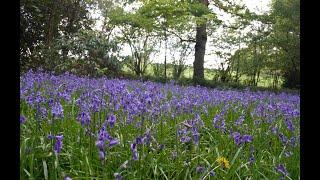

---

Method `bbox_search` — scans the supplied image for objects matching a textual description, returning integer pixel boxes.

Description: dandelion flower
[217,156,230,169]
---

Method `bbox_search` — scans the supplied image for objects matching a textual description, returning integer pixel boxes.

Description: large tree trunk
[193,0,208,85]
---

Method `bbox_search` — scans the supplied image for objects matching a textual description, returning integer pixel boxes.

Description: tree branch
[167,30,196,43]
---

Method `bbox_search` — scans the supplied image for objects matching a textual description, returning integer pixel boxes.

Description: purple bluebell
[212,112,226,132]
[130,143,139,161]
[47,134,54,139]
[196,166,205,173]
[249,145,255,164]
[232,132,253,146]
[51,102,64,118]
[191,127,200,145]
[20,115,26,124]
[64,176,72,180]
[284,151,293,157]
[54,135,63,155]
[143,129,151,145]
[213,114,221,129]
[242,135,253,143]
[39,107,48,118]
[77,111,91,125]
[107,114,116,128]
[232,132,242,145]
[276,164,289,176]
[285,118,295,131]
[98,151,105,160]
[48,98,54,107]
[178,128,187,135]
[95,140,104,150]
[114,173,123,180]
[109,139,119,148]
[210,170,215,176]
[136,136,143,144]
[234,115,245,126]
[249,156,255,165]
[289,137,296,147]
[278,133,288,145]
[180,136,191,143]
[271,127,279,134]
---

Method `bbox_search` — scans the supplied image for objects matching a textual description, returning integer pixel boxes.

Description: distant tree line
[20,0,300,89]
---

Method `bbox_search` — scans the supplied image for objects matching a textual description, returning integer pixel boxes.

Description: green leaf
[42,160,48,180]
[231,146,243,165]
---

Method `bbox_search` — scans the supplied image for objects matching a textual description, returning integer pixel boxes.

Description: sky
[92,0,272,69]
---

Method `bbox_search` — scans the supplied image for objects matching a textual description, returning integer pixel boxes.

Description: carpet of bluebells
[20,71,300,180]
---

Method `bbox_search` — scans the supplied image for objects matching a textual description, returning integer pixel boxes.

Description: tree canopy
[20,0,300,89]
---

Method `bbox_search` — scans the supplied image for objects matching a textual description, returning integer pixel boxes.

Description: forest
[21,0,300,89]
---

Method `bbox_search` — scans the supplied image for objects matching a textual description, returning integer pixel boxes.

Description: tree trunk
[256,69,260,86]
[193,0,208,85]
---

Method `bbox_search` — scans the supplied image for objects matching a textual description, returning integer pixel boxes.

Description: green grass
[121,63,283,89]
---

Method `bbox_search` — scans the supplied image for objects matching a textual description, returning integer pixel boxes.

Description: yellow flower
[216,156,230,169]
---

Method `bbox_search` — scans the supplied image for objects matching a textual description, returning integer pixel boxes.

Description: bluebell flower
[242,135,253,143]
[284,151,293,157]
[278,133,288,145]
[289,137,296,147]
[107,114,116,128]
[234,115,245,126]
[249,146,255,164]
[178,128,187,135]
[54,135,63,155]
[114,173,123,180]
[180,136,191,143]
[285,118,295,131]
[209,170,215,176]
[196,166,205,173]
[20,115,26,124]
[51,102,64,118]
[47,134,54,139]
[64,176,72,180]
[191,127,200,145]
[109,139,119,148]
[276,164,289,176]
[232,132,253,145]
[130,143,139,161]
[95,140,104,150]
[98,151,105,160]
[271,127,279,134]
[77,111,91,125]
[136,136,143,144]
[232,132,242,145]
[39,107,48,118]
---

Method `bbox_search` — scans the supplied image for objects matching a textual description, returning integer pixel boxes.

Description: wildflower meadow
[20,70,300,179]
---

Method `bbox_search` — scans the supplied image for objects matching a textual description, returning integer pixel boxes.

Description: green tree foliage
[227,0,299,88]
[39,29,122,76]
[20,0,94,72]
[109,6,156,77]
[269,0,300,88]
